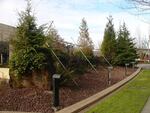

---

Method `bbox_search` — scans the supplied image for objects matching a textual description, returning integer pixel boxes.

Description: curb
[56,68,141,113]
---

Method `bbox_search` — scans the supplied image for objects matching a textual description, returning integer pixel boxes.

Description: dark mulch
[0,88,53,113]
[60,66,135,108]
[0,66,136,113]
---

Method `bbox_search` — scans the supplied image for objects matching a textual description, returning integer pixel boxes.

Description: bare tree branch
[128,0,150,6]
[127,0,150,8]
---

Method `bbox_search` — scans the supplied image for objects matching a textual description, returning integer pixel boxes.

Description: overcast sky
[0,0,150,48]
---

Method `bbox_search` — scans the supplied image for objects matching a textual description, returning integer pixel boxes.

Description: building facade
[0,23,15,64]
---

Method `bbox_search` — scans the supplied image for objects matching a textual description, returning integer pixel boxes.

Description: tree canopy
[114,23,138,65]
[77,18,94,57]
[9,0,52,76]
[101,16,116,63]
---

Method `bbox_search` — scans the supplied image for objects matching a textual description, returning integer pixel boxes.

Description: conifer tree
[77,18,94,57]
[9,0,55,77]
[114,23,138,65]
[101,16,116,63]
[47,25,66,53]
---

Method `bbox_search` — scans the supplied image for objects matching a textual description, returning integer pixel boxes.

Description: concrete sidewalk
[137,64,150,70]
[141,97,150,113]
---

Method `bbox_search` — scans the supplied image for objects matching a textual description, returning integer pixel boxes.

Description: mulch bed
[0,66,136,113]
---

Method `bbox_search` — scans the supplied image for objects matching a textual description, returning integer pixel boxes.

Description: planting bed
[0,66,135,113]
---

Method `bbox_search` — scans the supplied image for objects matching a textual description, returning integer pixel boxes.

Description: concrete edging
[56,68,141,113]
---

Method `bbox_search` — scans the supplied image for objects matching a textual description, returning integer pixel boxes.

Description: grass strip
[87,70,150,113]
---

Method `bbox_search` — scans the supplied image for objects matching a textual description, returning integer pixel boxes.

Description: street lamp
[125,63,129,77]
[52,74,61,108]
[107,66,113,85]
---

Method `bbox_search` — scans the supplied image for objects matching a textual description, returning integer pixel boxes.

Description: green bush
[10,48,46,76]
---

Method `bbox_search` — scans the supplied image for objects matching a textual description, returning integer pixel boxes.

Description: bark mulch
[0,66,136,113]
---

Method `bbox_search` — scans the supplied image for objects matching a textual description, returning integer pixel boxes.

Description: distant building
[0,23,15,41]
[0,23,15,64]
[137,48,150,55]
[137,48,150,62]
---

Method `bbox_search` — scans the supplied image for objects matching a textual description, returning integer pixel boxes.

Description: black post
[125,63,129,77]
[52,74,61,107]
[107,66,113,85]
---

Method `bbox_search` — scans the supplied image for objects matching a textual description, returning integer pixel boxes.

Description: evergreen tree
[46,25,69,67]
[9,0,55,77]
[114,23,138,65]
[47,25,66,53]
[77,18,94,57]
[101,16,116,63]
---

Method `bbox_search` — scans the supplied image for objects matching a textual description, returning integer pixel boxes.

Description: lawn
[87,70,150,113]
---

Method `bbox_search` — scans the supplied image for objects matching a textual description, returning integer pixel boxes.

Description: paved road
[141,97,150,113]
[137,64,150,69]
[139,64,150,113]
